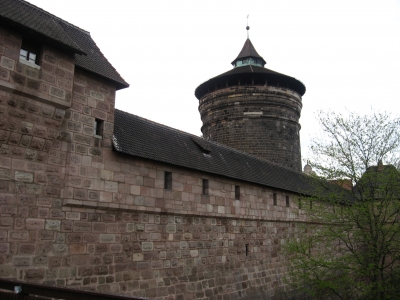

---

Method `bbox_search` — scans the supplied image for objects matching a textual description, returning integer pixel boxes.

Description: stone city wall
[0,24,307,299]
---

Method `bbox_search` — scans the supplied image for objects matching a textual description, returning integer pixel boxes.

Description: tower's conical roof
[231,38,266,66]
[195,36,306,99]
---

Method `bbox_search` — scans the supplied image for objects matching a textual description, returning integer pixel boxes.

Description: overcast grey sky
[27,0,400,166]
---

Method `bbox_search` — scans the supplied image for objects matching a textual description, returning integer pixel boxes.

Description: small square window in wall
[235,185,240,200]
[94,119,103,138]
[202,179,209,195]
[164,172,172,190]
[19,40,40,68]
[273,193,277,206]
[286,196,290,207]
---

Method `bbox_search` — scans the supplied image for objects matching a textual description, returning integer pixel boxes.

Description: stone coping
[63,199,303,222]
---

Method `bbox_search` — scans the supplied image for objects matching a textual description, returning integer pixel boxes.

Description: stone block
[33,256,48,266]
[105,181,118,192]
[15,171,34,183]
[142,242,153,251]
[25,183,42,195]
[166,225,176,233]
[100,234,116,243]
[94,266,109,275]
[126,223,135,232]
[2,206,17,215]
[100,191,112,202]
[52,244,68,254]
[134,195,144,206]
[0,68,10,80]
[0,243,9,254]
[49,256,62,268]
[19,244,36,254]
[78,266,93,277]
[90,90,104,101]
[110,244,122,253]
[69,244,86,255]
[0,157,11,169]
[49,86,65,100]
[74,188,87,200]
[40,230,55,241]
[26,218,45,230]
[66,212,80,220]
[0,265,16,277]
[1,56,15,71]
[45,220,61,231]
[84,233,99,243]
[0,169,11,179]
[73,221,91,232]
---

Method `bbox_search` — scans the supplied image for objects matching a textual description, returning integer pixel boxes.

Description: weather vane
[246,14,250,39]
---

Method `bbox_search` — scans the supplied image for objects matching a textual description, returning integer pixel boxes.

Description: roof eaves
[0,0,129,88]
[112,109,313,195]
[231,39,266,65]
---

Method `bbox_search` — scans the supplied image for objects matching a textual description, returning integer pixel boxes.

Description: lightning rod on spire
[246,15,250,39]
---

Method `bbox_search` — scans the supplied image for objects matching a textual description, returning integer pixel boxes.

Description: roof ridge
[23,0,90,34]
[115,109,201,137]
[88,37,128,86]
[114,109,302,175]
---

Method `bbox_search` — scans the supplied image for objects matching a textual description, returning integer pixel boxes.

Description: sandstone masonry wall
[199,85,303,172]
[0,25,306,300]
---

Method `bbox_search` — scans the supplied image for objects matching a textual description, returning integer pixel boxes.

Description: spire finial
[246,15,250,39]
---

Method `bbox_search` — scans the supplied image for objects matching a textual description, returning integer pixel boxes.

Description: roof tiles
[0,0,129,89]
[232,38,266,65]
[113,109,314,195]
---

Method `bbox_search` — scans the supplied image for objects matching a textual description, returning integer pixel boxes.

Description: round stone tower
[195,34,306,172]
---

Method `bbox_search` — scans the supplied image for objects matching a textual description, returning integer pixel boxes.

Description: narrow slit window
[273,193,277,206]
[94,119,103,137]
[298,198,302,209]
[245,244,249,256]
[235,185,240,200]
[202,179,209,195]
[164,171,172,190]
[286,196,290,207]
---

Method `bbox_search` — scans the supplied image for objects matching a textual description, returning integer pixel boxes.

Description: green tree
[285,111,400,300]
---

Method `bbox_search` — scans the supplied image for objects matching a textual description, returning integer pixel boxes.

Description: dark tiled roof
[0,0,129,89]
[195,64,306,99]
[113,109,314,195]
[231,38,266,65]
[216,64,289,78]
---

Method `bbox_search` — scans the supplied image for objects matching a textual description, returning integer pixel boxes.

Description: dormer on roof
[231,38,266,68]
